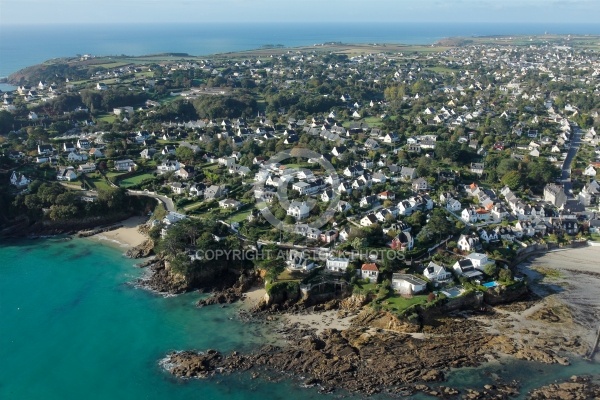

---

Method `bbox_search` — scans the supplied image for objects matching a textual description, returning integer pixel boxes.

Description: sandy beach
[240,287,266,310]
[285,310,355,335]
[92,216,148,248]
[473,243,600,362]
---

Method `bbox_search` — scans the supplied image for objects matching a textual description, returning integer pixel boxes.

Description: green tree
[484,263,499,277]
[501,171,523,190]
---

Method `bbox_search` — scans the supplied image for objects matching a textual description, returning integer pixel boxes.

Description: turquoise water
[482,281,498,288]
[0,238,323,400]
[2,238,599,399]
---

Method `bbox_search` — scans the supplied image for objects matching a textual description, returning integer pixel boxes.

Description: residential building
[360,263,379,282]
[391,274,427,295]
[325,257,349,273]
[423,262,452,283]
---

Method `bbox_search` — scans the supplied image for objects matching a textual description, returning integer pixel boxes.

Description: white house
[360,263,379,283]
[452,259,484,280]
[157,160,180,174]
[360,213,379,227]
[77,139,91,149]
[423,262,452,283]
[583,165,597,177]
[326,257,350,273]
[446,198,462,212]
[67,152,88,162]
[56,167,78,182]
[292,181,312,195]
[170,182,187,195]
[218,198,241,210]
[10,171,31,188]
[457,233,481,252]
[77,163,96,173]
[287,249,315,272]
[287,201,310,220]
[114,159,136,172]
[465,253,493,270]
[391,274,427,295]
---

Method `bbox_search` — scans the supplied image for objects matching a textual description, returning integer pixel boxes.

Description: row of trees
[11,181,144,221]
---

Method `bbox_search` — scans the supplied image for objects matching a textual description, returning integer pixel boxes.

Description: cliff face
[351,308,421,333]
[140,256,240,294]
[483,283,528,305]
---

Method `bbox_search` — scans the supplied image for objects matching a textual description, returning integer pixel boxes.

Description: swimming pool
[482,281,498,288]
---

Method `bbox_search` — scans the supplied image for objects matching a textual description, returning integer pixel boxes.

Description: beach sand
[92,216,148,248]
[240,287,266,310]
[285,310,355,335]
[474,243,600,361]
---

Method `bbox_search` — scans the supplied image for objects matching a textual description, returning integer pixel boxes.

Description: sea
[2,238,600,400]
[1,21,600,91]
[3,22,600,399]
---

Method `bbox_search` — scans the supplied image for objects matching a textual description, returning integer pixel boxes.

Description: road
[560,128,583,199]
[127,190,176,212]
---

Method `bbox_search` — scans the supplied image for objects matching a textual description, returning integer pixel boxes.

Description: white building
[423,261,452,283]
[287,201,310,220]
[325,257,350,273]
[391,274,427,295]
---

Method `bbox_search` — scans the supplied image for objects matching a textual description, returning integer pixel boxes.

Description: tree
[498,268,513,283]
[427,209,455,239]
[0,110,15,134]
[484,263,499,277]
[175,146,195,164]
[351,237,367,250]
[500,171,523,190]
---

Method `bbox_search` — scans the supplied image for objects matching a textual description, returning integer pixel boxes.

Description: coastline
[88,216,148,248]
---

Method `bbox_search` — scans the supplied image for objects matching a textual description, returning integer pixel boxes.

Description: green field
[96,114,117,123]
[119,173,155,188]
[425,66,458,74]
[381,294,429,312]
[88,177,112,190]
[228,208,252,223]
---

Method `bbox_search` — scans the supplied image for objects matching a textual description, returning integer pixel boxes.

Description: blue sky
[1,0,599,25]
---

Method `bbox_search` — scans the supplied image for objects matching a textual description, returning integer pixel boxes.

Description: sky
[1,0,599,25]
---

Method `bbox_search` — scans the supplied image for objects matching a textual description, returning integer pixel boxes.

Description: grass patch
[531,266,563,279]
[89,177,112,191]
[380,294,429,313]
[425,66,457,74]
[276,270,303,282]
[96,114,117,123]
[228,209,252,223]
[183,201,206,211]
[119,173,154,188]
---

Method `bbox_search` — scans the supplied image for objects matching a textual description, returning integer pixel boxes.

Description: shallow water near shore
[0,238,329,399]
[2,238,599,399]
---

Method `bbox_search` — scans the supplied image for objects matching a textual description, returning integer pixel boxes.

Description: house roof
[361,263,379,272]
[392,273,426,286]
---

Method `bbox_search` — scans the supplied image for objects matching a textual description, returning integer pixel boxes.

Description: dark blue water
[1,22,600,79]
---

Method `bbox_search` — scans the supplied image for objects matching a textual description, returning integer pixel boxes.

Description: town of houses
[2,36,600,303]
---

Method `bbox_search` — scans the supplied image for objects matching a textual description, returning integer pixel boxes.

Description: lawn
[276,270,304,282]
[89,177,112,191]
[96,114,117,123]
[380,294,429,312]
[228,208,252,223]
[425,66,458,75]
[119,173,154,188]
[362,116,384,127]
[183,200,206,212]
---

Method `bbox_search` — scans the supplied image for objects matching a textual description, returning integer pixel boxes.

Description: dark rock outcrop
[164,317,499,396]
[125,239,154,259]
[528,375,600,399]
[197,270,262,307]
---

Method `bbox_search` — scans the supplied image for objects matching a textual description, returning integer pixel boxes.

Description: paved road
[127,190,176,212]
[560,128,583,199]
